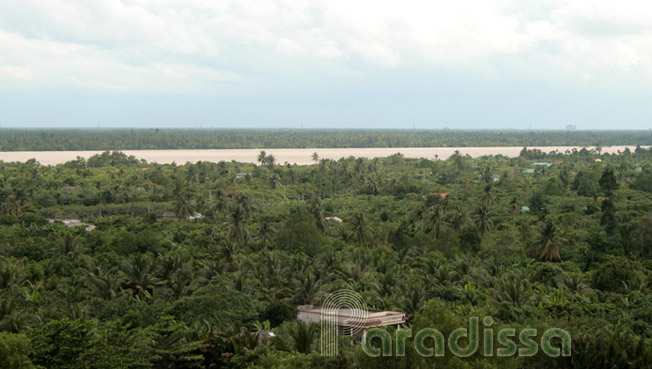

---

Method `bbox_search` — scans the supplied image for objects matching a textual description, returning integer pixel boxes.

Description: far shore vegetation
[1,128,651,151]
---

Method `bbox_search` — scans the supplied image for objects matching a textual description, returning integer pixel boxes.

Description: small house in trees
[161,211,204,221]
[48,219,96,232]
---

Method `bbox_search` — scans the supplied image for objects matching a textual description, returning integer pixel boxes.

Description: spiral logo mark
[321,289,368,356]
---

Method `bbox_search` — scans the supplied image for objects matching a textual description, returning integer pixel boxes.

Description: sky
[1,0,652,129]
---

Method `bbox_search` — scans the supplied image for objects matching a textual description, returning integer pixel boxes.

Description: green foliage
[284,320,318,354]
[1,137,652,368]
[2,129,652,150]
[631,172,652,192]
[167,281,261,331]
[459,226,482,253]
[573,170,601,197]
[275,209,326,256]
[626,216,652,258]
[79,321,152,369]
[563,326,652,369]
[147,316,205,369]
[532,218,566,262]
[0,332,38,369]
[599,168,619,195]
[29,318,94,369]
[592,256,638,293]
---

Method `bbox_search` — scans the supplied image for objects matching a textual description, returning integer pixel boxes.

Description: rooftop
[297,305,407,328]
[48,219,96,231]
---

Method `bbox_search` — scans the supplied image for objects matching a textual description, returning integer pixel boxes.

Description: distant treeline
[1,128,652,150]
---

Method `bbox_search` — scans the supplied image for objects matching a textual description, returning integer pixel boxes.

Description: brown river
[0,146,645,166]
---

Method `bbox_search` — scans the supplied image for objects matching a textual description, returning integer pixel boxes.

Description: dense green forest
[2,146,652,368]
[1,129,652,150]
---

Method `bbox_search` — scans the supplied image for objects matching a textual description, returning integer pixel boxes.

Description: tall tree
[599,167,619,236]
[429,205,446,239]
[349,212,372,247]
[228,204,247,246]
[308,197,326,232]
[474,204,493,235]
[599,167,619,195]
[256,221,275,250]
[257,150,267,166]
[173,194,194,220]
[533,218,566,262]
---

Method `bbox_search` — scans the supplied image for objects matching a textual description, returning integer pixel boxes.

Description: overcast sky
[1,0,652,129]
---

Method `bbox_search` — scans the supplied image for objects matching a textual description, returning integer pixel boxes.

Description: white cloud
[2,0,652,92]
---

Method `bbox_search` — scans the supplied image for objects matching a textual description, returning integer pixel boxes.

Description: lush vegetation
[2,128,652,150]
[2,146,652,368]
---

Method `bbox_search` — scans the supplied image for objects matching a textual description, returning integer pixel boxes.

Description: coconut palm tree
[264,155,276,169]
[173,193,194,220]
[308,197,326,232]
[228,204,247,246]
[211,189,227,218]
[474,203,493,235]
[0,262,25,291]
[168,267,194,299]
[287,320,318,354]
[493,273,532,307]
[429,205,446,239]
[5,194,22,216]
[398,280,426,316]
[365,173,381,195]
[564,274,586,293]
[483,184,496,206]
[374,271,397,298]
[431,264,459,286]
[449,205,468,233]
[0,300,32,332]
[48,232,83,260]
[269,173,282,189]
[121,254,161,297]
[257,221,275,250]
[510,197,519,238]
[257,150,267,165]
[235,193,254,219]
[83,262,124,300]
[293,270,324,305]
[349,212,372,247]
[533,218,566,261]
[185,165,199,183]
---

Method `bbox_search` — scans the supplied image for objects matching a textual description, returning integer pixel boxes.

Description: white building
[161,211,204,221]
[297,305,407,338]
[48,219,96,232]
